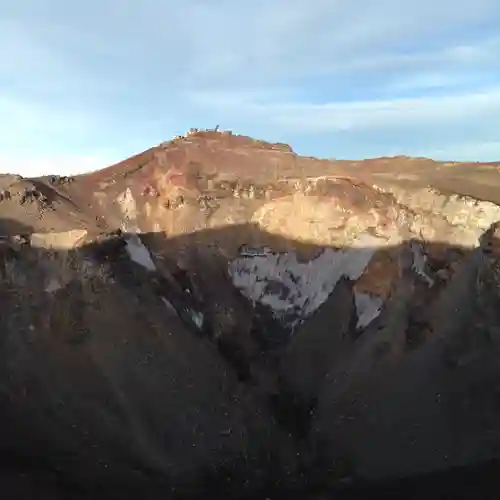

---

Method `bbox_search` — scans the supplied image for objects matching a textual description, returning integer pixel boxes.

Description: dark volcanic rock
[2,132,500,498]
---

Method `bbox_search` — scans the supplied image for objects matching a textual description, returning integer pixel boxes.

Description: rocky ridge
[2,129,500,498]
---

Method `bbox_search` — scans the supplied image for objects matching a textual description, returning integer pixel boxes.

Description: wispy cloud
[1,0,500,175]
[190,87,500,131]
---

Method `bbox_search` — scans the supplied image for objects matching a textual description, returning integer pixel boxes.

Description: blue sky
[1,1,500,176]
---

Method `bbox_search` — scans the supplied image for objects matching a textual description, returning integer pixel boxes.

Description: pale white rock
[30,229,87,250]
[441,193,500,231]
[372,183,500,247]
[117,188,139,231]
[144,201,152,218]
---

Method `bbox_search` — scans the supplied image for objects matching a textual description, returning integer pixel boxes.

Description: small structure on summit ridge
[164,126,231,145]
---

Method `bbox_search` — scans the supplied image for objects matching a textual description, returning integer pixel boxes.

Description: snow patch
[45,278,62,293]
[190,310,204,328]
[161,297,178,315]
[410,240,434,286]
[161,298,203,330]
[229,234,383,321]
[125,234,156,271]
[354,292,383,328]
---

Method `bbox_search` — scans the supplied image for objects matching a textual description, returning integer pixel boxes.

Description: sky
[1,1,500,177]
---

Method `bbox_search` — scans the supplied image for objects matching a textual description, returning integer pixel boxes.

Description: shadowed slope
[1,223,500,498]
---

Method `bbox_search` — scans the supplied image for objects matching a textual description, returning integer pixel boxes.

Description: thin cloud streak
[189,87,500,133]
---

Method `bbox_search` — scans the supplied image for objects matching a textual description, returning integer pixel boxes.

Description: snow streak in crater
[229,234,383,321]
[125,234,156,271]
[354,292,384,328]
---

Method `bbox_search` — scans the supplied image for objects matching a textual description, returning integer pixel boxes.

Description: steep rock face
[311,242,500,480]
[277,277,357,437]
[0,231,299,498]
[3,131,500,497]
